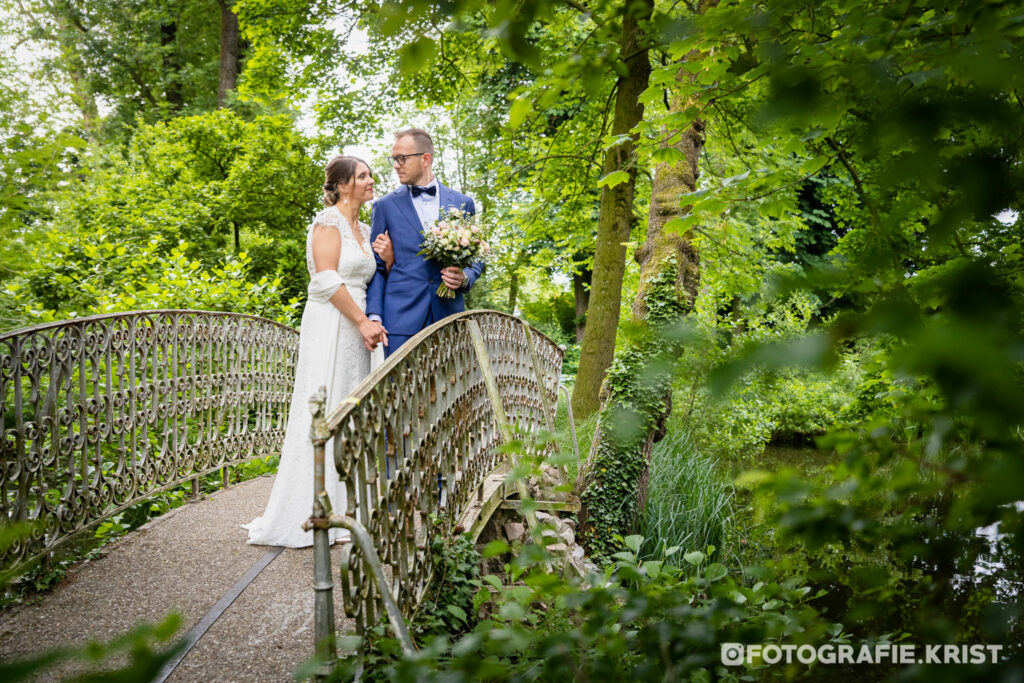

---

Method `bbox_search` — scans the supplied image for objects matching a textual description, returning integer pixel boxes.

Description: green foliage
[8,0,226,139]
[411,532,482,640]
[5,232,294,328]
[0,109,324,330]
[0,613,184,682]
[340,534,828,682]
[674,293,865,461]
[0,37,87,302]
[517,291,576,347]
[63,109,322,265]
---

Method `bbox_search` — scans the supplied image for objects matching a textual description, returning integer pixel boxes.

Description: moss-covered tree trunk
[570,0,653,421]
[576,9,714,555]
[629,120,703,514]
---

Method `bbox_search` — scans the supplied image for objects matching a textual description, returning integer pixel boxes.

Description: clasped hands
[358,318,388,351]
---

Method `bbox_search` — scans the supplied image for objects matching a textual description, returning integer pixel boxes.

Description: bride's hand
[358,319,382,351]
[373,231,394,272]
[358,319,388,351]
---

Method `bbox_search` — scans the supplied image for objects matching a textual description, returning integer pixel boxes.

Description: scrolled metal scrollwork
[0,310,299,572]
[319,310,563,636]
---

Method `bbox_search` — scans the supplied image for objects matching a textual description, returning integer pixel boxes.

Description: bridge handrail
[0,309,299,574]
[311,310,563,645]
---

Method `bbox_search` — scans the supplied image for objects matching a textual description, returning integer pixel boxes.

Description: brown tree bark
[576,0,718,547]
[217,0,240,108]
[570,0,653,420]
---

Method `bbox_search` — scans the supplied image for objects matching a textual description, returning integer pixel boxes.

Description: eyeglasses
[387,152,426,167]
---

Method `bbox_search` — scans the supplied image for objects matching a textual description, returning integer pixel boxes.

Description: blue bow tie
[410,184,437,198]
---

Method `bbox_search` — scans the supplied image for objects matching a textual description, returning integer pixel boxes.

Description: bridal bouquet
[418,207,490,299]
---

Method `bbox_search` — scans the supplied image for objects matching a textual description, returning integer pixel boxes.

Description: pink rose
[431,226,441,235]
[460,238,470,247]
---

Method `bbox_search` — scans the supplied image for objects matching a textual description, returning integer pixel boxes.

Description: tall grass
[638,431,735,561]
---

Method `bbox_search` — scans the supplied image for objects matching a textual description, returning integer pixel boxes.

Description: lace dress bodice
[243,204,376,548]
[305,206,376,290]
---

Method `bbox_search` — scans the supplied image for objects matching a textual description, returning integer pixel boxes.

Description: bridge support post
[468,320,539,532]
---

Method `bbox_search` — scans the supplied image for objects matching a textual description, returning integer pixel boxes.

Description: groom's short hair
[395,128,434,156]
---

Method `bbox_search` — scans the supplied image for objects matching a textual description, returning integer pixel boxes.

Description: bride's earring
[343,195,349,205]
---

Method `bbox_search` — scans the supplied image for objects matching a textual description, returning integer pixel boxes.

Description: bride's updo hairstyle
[322,155,369,207]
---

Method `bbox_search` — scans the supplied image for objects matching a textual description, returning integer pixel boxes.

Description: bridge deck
[0,476,356,682]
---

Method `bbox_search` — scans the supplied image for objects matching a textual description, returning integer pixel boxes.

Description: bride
[244,155,391,547]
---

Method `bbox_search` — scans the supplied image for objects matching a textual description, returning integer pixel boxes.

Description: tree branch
[825,136,880,231]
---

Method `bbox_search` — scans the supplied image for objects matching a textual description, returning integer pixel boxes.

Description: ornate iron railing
[0,310,299,572]
[305,310,562,657]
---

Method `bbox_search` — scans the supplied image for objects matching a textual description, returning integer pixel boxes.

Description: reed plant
[638,431,735,562]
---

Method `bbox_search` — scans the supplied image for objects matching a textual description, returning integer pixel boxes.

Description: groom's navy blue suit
[366,182,484,355]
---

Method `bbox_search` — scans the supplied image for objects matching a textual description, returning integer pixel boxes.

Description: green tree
[0,33,86,328]
[7,0,241,139]
[1,109,326,325]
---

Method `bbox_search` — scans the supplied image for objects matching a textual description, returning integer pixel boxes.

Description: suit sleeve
[365,202,387,318]
[462,196,485,291]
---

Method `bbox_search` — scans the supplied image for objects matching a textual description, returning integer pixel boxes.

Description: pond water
[966,501,1023,600]
[754,444,1022,600]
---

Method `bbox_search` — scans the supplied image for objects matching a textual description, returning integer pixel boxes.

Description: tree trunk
[572,267,591,343]
[217,0,240,108]
[630,119,703,514]
[161,19,183,111]
[576,0,717,556]
[571,0,653,420]
[507,266,520,312]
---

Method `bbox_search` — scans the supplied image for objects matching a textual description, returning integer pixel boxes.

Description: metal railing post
[309,386,336,665]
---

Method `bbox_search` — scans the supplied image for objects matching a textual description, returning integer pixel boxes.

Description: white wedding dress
[243,206,376,547]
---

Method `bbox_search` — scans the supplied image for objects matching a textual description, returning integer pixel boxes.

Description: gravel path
[0,475,356,682]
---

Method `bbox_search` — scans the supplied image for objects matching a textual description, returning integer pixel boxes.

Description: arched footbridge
[0,309,565,680]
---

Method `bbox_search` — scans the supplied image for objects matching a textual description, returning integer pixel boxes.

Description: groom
[366,128,484,355]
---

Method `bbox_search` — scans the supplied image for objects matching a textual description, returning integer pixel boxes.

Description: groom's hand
[441,266,465,291]
[358,319,388,351]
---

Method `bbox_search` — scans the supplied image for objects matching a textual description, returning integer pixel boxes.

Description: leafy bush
[411,532,482,640]
[4,230,295,329]
[338,535,828,683]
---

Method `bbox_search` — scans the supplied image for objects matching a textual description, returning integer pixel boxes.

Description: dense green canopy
[0,0,1021,679]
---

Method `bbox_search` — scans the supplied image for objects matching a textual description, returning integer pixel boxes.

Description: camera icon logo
[721,643,745,666]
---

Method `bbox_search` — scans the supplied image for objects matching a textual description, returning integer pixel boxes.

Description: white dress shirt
[410,179,440,227]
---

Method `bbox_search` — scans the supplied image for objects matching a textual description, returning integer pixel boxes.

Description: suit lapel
[395,185,422,237]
